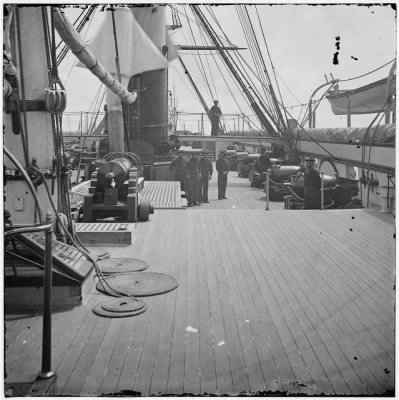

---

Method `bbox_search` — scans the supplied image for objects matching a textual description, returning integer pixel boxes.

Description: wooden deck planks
[219,215,270,394]
[237,211,322,394]
[196,214,217,395]
[237,213,332,394]
[227,216,283,393]
[264,211,394,394]
[54,294,106,394]
[289,212,395,356]
[212,213,251,394]
[4,185,395,397]
[148,214,180,396]
[226,211,299,393]
[134,212,177,396]
[199,211,234,395]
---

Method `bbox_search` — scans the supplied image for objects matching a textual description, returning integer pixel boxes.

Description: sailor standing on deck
[170,151,187,192]
[302,158,321,209]
[209,100,222,136]
[216,151,230,200]
[185,153,201,207]
[256,147,272,172]
[199,152,213,203]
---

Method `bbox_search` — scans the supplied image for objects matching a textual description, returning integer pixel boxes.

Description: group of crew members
[171,148,322,210]
[170,151,230,207]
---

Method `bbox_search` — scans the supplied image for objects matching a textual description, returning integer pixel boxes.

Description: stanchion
[320,172,324,210]
[265,170,270,211]
[38,212,56,379]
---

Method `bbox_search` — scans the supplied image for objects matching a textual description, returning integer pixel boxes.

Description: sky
[60,3,397,134]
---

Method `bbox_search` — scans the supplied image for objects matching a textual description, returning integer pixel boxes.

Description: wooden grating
[140,181,185,209]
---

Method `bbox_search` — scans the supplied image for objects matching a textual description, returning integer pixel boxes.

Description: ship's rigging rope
[41,7,75,235]
[195,3,299,152]
[236,5,297,153]
[208,4,278,129]
[183,7,216,103]
[176,4,264,132]
[191,5,279,137]
[193,5,262,132]
[194,15,221,111]
[339,58,396,83]
[254,5,292,140]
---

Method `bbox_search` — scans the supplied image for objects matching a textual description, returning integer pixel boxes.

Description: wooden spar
[52,7,137,105]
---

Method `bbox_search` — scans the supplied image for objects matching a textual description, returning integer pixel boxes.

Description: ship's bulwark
[5,173,395,396]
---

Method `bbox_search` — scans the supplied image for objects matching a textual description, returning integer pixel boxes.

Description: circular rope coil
[97,258,149,275]
[101,298,146,313]
[96,272,179,297]
[93,299,147,318]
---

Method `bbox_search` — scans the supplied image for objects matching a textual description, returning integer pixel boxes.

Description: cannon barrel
[97,157,133,189]
[270,165,302,181]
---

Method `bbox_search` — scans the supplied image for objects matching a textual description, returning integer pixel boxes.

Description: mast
[4,6,59,224]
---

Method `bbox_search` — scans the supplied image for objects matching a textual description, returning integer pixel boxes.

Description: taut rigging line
[190,5,278,138]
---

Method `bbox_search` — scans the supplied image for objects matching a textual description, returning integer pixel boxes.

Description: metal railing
[5,212,56,379]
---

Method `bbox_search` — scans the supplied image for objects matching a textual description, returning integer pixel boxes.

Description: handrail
[5,213,56,379]
[4,223,53,238]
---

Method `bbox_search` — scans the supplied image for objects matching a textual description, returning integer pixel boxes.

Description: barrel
[97,158,133,189]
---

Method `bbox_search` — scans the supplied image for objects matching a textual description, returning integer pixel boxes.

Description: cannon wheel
[139,200,151,221]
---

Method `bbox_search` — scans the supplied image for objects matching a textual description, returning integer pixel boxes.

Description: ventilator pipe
[320,172,324,210]
[52,7,137,104]
[265,169,270,211]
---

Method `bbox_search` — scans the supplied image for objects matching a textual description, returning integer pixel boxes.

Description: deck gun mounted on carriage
[83,153,154,222]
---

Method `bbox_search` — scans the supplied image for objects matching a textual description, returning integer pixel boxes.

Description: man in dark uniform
[209,100,222,136]
[170,151,187,191]
[303,158,321,209]
[199,152,213,203]
[185,153,201,206]
[256,147,271,172]
[216,151,230,200]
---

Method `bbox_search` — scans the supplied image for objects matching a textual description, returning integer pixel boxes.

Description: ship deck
[5,169,395,396]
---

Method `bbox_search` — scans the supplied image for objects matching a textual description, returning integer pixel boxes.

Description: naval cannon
[249,163,298,199]
[83,153,154,222]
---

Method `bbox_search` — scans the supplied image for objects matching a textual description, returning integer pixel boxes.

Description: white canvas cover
[326,77,395,115]
[79,8,168,77]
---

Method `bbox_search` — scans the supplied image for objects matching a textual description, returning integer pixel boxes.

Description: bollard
[38,212,56,379]
[320,172,324,210]
[265,170,270,211]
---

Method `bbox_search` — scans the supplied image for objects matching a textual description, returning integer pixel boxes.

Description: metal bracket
[5,99,47,113]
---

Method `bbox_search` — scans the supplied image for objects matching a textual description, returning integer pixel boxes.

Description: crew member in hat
[209,100,222,136]
[216,151,230,200]
[185,152,201,206]
[303,157,321,209]
[199,152,213,203]
[170,150,187,191]
[256,147,271,172]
